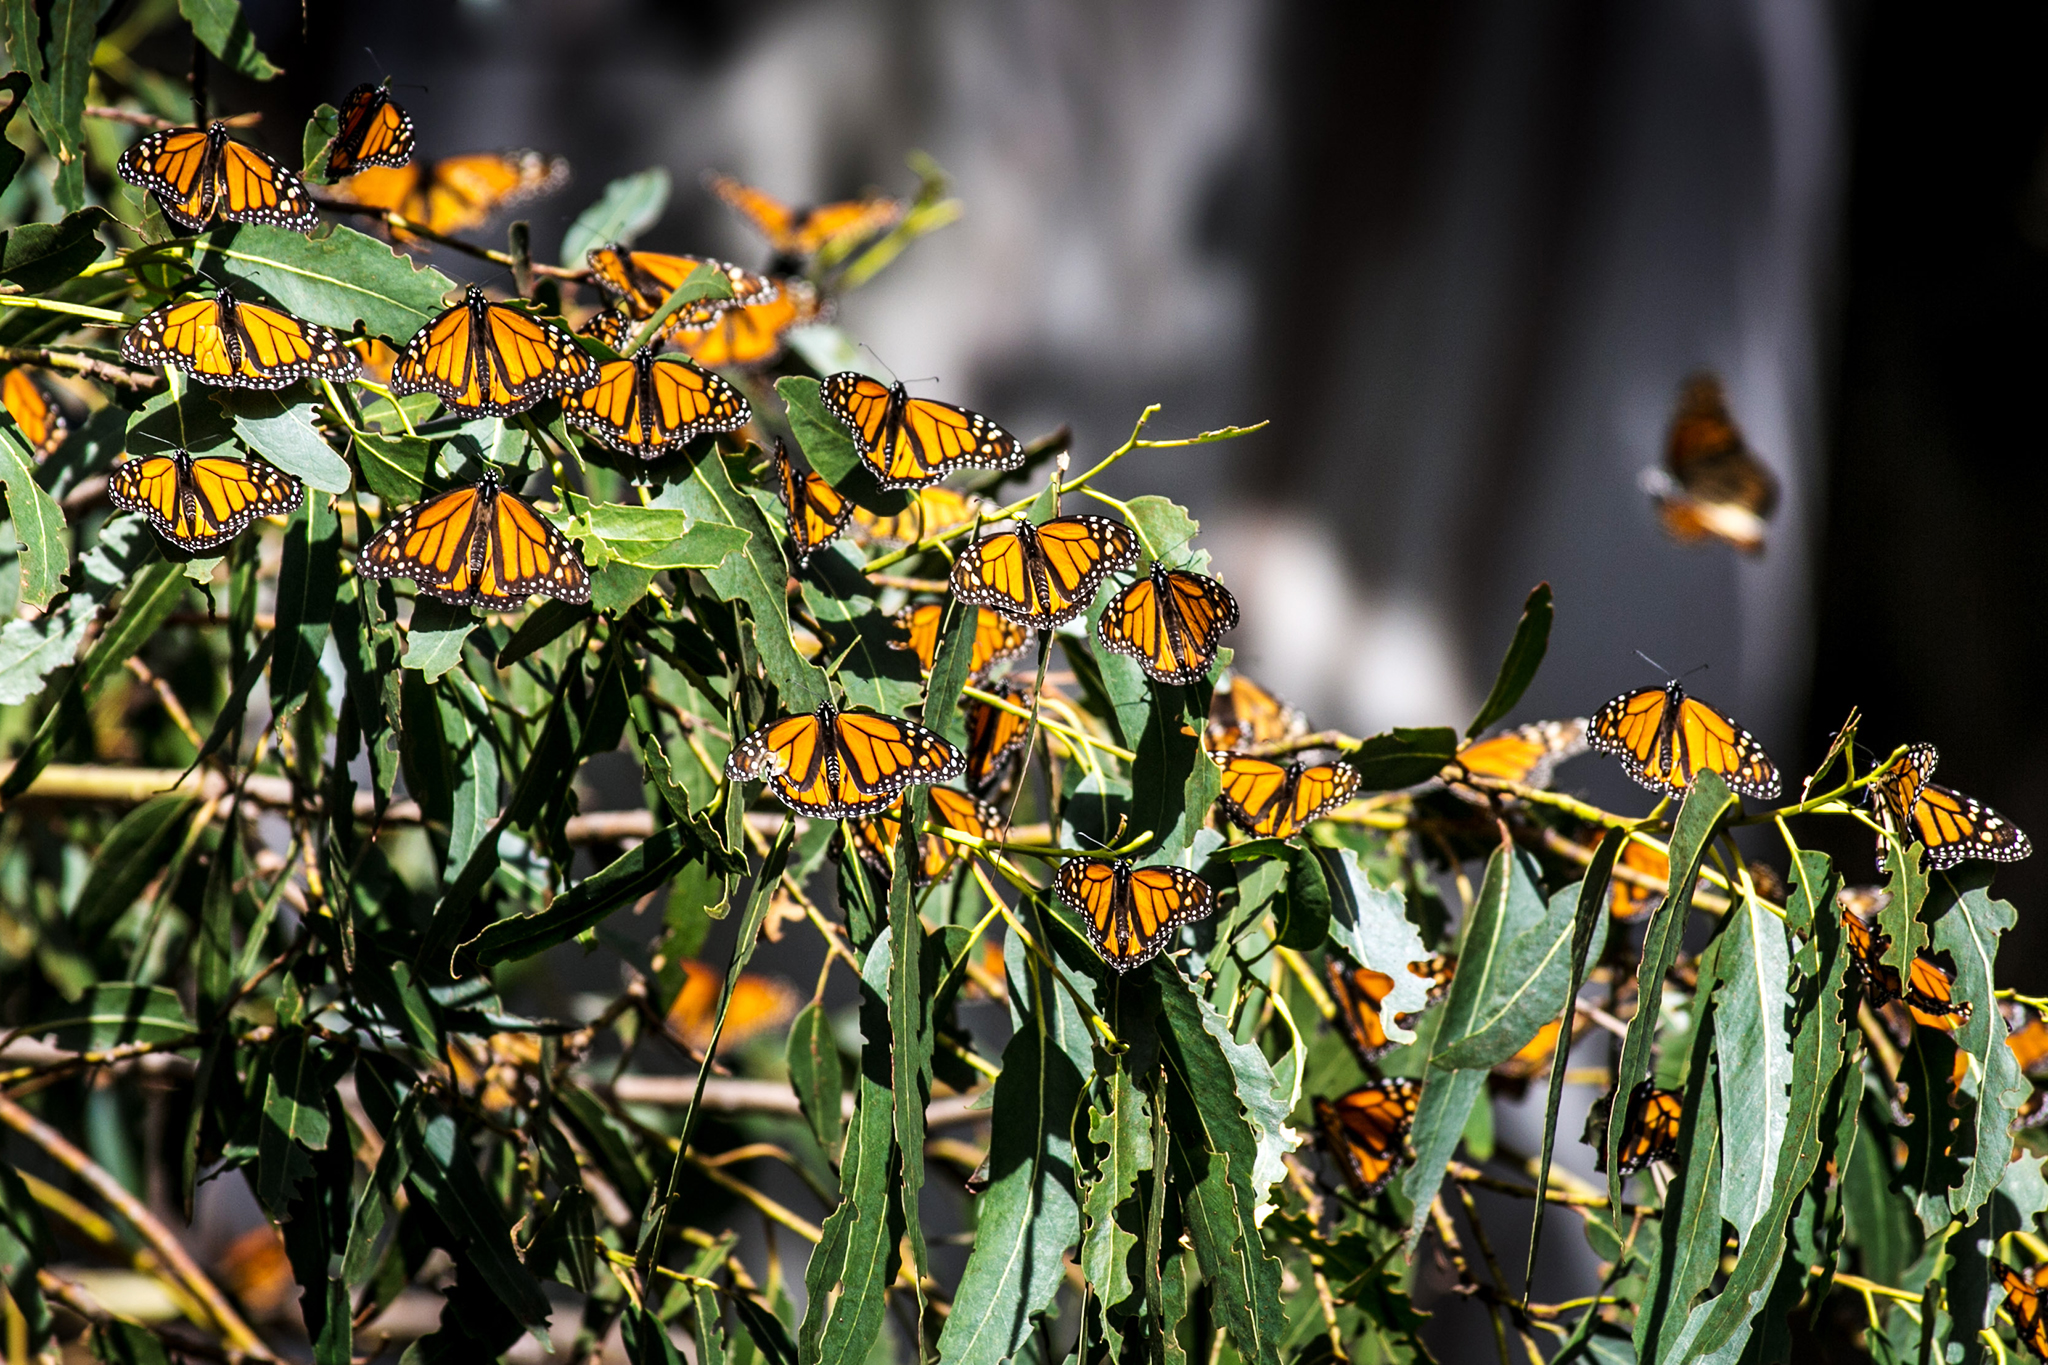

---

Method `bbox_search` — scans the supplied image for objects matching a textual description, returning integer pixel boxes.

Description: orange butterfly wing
[327,84,414,179]
[2,369,66,459]
[1314,1078,1419,1198]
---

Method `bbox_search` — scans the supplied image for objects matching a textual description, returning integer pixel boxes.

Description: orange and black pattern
[118,122,319,232]
[1055,856,1215,972]
[708,173,903,260]
[1994,1260,2048,1360]
[673,279,822,368]
[1645,373,1780,555]
[1588,680,1780,800]
[392,286,597,416]
[892,603,1031,680]
[332,151,568,237]
[819,373,1023,490]
[565,349,749,458]
[1840,901,1972,1033]
[1315,1078,1420,1199]
[107,448,303,553]
[122,289,361,391]
[1450,719,1588,789]
[1206,673,1305,753]
[845,787,1001,886]
[1213,752,1359,839]
[770,440,853,569]
[1613,1081,1684,1175]
[852,486,982,548]
[963,680,1034,795]
[325,83,415,179]
[355,472,590,608]
[950,515,1138,628]
[588,246,776,333]
[1326,953,1454,1066]
[1867,743,2030,873]
[724,702,966,820]
[1097,563,1240,686]
[1609,837,1670,921]
[1,368,66,459]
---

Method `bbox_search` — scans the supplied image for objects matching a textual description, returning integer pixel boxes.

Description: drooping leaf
[400,599,474,680]
[560,167,672,265]
[270,491,340,726]
[797,544,924,716]
[0,417,67,608]
[6,0,92,206]
[0,206,112,291]
[1432,876,1606,1071]
[68,793,198,940]
[786,1002,844,1159]
[218,392,354,494]
[399,1107,553,1330]
[1714,889,1794,1241]
[179,0,281,79]
[778,375,861,485]
[1343,726,1459,791]
[1080,1052,1150,1343]
[1636,1001,1724,1365]
[1317,845,1433,1048]
[1466,581,1553,739]
[465,820,702,968]
[1926,867,2027,1225]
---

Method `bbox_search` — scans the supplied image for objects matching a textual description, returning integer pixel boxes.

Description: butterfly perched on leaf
[673,279,823,368]
[107,447,303,554]
[356,472,591,609]
[771,440,853,569]
[122,288,361,391]
[1608,1081,1685,1175]
[962,679,1033,795]
[1097,563,1240,686]
[331,150,568,237]
[588,246,776,334]
[117,121,319,232]
[665,960,796,1054]
[578,308,633,351]
[1213,752,1359,839]
[950,515,1138,628]
[392,285,597,416]
[1839,900,1971,1032]
[851,485,982,548]
[1993,1260,2048,1360]
[2,368,67,460]
[845,787,1002,887]
[892,603,1031,681]
[1313,1077,1419,1199]
[1587,679,1780,800]
[819,373,1023,491]
[707,172,904,262]
[564,349,749,458]
[1055,856,1215,973]
[1206,673,1305,753]
[1449,719,1588,792]
[1609,836,1670,921]
[1325,954,1453,1066]
[1866,742,2030,873]
[725,702,965,820]
[323,83,414,180]
[1641,373,1780,555]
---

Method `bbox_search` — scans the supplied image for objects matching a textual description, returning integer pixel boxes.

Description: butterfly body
[588,246,776,334]
[326,83,414,180]
[1055,856,1215,972]
[819,373,1023,491]
[117,121,319,232]
[1097,562,1240,685]
[845,787,1001,886]
[1867,743,2030,872]
[950,515,1138,628]
[2,368,67,459]
[393,285,596,416]
[356,472,591,608]
[565,349,749,457]
[1587,679,1779,800]
[771,440,853,568]
[334,151,568,237]
[1214,752,1359,839]
[892,603,1031,680]
[108,447,303,552]
[1840,901,1971,1031]
[725,702,966,819]
[1314,1078,1420,1198]
[122,288,361,390]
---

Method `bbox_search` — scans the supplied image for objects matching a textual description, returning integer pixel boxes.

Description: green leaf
[217,391,354,494]
[400,1107,553,1329]
[90,1320,169,1365]
[401,599,473,680]
[69,793,199,939]
[465,821,700,968]
[567,500,749,571]
[48,983,194,1050]
[797,545,924,716]
[786,1002,844,1159]
[436,679,499,884]
[778,376,860,485]
[0,206,111,291]
[1466,581,1553,739]
[5,0,92,207]
[1714,890,1793,1240]
[270,491,340,725]
[888,809,935,1325]
[920,595,981,744]
[1318,845,1434,1048]
[1607,771,1736,1223]
[1433,875,1606,1070]
[1273,843,1330,950]
[300,103,340,182]
[258,1029,340,1212]
[354,430,430,505]
[194,223,457,340]
[179,0,281,79]
[1080,1054,1150,1335]
[1636,1013,1724,1364]
[560,167,672,266]
[1343,726,1459,791]
[1186,965,1297,1208]
[0,73,29,198]
[0,417,66,608]
[1926,867,2027,1225]
[0,517,154,704]
[1124,494,1204,566]
[0,1162,54,1352]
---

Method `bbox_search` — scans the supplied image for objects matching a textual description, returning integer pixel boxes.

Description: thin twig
[0,345,161,390]
[84,105,260,130]
[310,198,587,280]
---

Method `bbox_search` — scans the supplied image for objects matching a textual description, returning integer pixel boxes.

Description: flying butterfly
[1867,742,2030,873]
[707,173,904,261]
[1993,1260,2048,1361]
[1641,373,1780,556]
[1609,1081,1685,1176]
[1097,563,1240,686]
[725,702,965,820]
[1587,679,1780,800]
[1325,954,1454,1066]
[771,439,853,569]
[1450,719,1589,790]
[565,349,748,458]
[819,373,1023,491]
[117,121,319,232]
[356,471,591,609]
[588,246,777,333]
[331,151,568,237]
[673,279,822,368]
[2,368,67,459]
[665,960,796,1055]
[962,679,1033,795]
[1055,856,1215,973]
[1214,752,1359,839]
[950,514,1138,628]
[122,288,361,391]
[851,485,982,548]
[1313,1078,1420,1200]
[107,447,303,553]
[392,285,597,416]
[845,787,1002,887]
[1609,836,1670,921]
[324,83,414,180]
[1206,673,1305,753]
[891,603,1031,681]
[1840,901,1972,1032]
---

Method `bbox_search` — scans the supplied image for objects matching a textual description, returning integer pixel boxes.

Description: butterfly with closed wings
[356,472,591,609]
[1993,1260,2048,1360]
[1839,900,1972,1033]
[1606,1081,1685,1176]
[725,702,965,820]
[1206,673,1305,753]
[1866,742,2030,873]
[962,680,1034,796]
[107,447,303,554]
[1325,954,1453,1066]
[323,83,414,181]
[845,787,1003,887]
[2,368,67,460]
[1314,1078,1420,1200]
[771,440,853,570]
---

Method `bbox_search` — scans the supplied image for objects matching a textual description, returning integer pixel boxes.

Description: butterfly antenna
[1634,650,1672,678]
[857,343,900,386]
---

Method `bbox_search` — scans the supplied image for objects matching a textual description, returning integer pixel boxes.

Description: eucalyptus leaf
[561,167,671,266]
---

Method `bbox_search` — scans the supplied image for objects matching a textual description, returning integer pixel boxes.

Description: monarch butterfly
[2007,1002,2048,1076]
[587,246,776,334]
[771,440,852,569]
[1609,837,1670,921]
[851,486,982,548]
[578,308,633,351]
[122,288,362,391]
[950,515,1138,628]
[673,279,823,368]
[707,173,904,261]
[1325,954,1454,1066]
[1840,902,1971,1032]
[1451,719,1589,788]
[564,349,749,458]
[1866,743,2030,873]
[2018,1088,2048,1133]
[891,603,1031,680]
[845,787,1003,887]
[107,447,303,553]
[392,285,597,416]
[1054,856,1215,973]
[1313,1078,1420,1199]
[1097,563,1240,686]
[1641,373,1780,556]
[1993,1260,2048,1359]
[725,702,966,820]
[324,83,414,180]
[116,121,319,232]
[349,336,398,384]
[331,151,568,237]
[1490,1014,1577,1088]
[1609,1081,1685,1175]
[356,472,591,608]
[1587,679,1780,800]
[664,959,797,1054]
[962,680,1033,795]
[1,368,67,459]
[1213,752,1359,839]
[1205,673,1305,753]
[818,373,1023,491]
